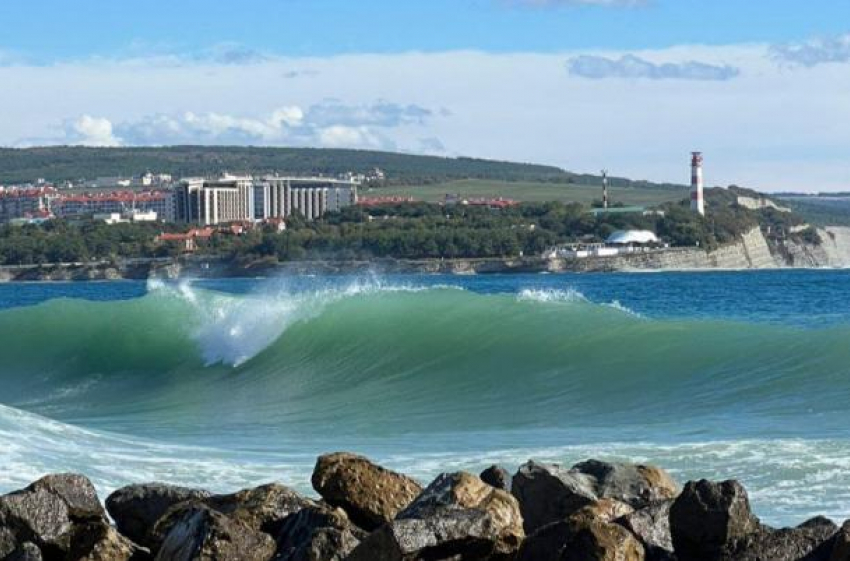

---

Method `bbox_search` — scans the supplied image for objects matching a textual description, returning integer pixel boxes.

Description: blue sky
[4,0,849,61]
[2,0,850,191]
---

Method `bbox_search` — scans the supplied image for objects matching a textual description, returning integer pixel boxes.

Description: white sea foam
[516,288,588,304]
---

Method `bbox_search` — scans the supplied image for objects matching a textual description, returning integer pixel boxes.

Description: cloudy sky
[2,0,850,191]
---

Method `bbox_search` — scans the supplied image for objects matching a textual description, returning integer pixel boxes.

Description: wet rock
[726,517,837,561]
[616,501,673,561]
[480,465,512,492]
[348,471,524,561]
[573,460,678,509]
[69,520,151,561]
[512,461,598,533]
[517,511,645,561]
[831,520,850,561]
[6,542,43,561]
[154,504,276,561]
[28,474,105,521]
[578,499,634,524]
[311,452,422,531]
[106,483,211,549]
[205,483,316,537]
[669,479,759,561]
[274,503,365,561]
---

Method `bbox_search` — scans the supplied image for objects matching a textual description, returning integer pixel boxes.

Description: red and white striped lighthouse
[690,152,705,216]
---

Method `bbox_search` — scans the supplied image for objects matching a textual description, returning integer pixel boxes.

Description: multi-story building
[175,175,255,225]
[55,191,176,221]
[0,187,59,222]
[254,177,359,221]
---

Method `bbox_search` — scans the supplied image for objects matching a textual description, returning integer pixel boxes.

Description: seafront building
[175,175,256,226]
[0,187,59,222]
[253,176,359,221]
[56,191,176,221]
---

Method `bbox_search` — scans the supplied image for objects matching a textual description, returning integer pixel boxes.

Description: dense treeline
[0,190,811,266]
[0,146,683,191]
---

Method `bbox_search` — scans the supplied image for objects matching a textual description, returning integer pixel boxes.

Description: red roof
[58,190,170,204]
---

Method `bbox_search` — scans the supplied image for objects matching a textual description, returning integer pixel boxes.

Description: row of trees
[0,190,784,266]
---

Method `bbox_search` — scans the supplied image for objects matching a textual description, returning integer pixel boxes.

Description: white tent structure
[606,230,659,245]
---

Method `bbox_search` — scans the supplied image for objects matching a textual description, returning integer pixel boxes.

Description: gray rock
[205,483,315,537]
[106,483,211,549]
[311,452,422,531]
[617,500,674,560]
[0,485,73,557]
[726,517,837,561]
[348,472,525,561]
[154,504,276,561]
[669,479,759,561]
[27,474,105,521]
[69,520,151,561]
[274,503,365,561]
[6,542,43,561]
[831,519,850,561]
[480,465,512,492]
[573,459,678,509]
[511,461,598,533]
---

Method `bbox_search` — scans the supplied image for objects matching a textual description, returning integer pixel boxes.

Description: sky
[2,0,850,191]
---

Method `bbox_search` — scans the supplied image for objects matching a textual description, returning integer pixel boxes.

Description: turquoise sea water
[1,270,850,526]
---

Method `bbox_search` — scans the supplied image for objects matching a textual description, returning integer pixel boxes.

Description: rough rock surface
[669,479,759,561]
[28,474,106,521]
[517,510,645,561]
[0,485,73,556]
[480,465,512,492]
[725,517,838,561]
[6,542,43,561]
[106,483,211,549]
[573,460,678,509]
[311,452,422,530]
[831,520,850,561]
[154,504,276,561]
[616,500,673,560]
[70,520,149,561]
[274,503,365,561]
[348,471,524,561]
[512,459,676,534]
[205,483,315,537]
[512,461,598,533]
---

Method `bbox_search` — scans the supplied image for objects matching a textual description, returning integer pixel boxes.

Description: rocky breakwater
[2,452,850,560]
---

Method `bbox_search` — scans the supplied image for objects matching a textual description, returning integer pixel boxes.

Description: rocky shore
[1,452,848,560]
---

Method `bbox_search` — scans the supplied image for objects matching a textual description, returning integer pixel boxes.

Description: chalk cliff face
[780,227,850,269]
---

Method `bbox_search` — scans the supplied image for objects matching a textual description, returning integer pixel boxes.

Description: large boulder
[274,503,366,561]
[348,471,525,561]
[512,460,677,534]
[726,516,838,561]
[154,504,276,561]
[480,466,512,492]
[616,501,673,561]
[512,461,598,533]
[27,474,105,521]
[106,483,211,549]
[574,460,678,509]
[517,509,645,561]
[669,479,759,561]
[0,484,73,557]
[69,520,151,561]
[6,542,43,561]
[205,483,315,537]
[311,452,422,530]
[832,520,850,561]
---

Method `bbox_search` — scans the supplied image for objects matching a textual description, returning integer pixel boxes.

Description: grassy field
[367,179,687,207]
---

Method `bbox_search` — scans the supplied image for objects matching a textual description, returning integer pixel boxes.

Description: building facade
[55,191,175,221]
[254,177,358,221]
[0,188,59,222]
[175,176,255,225]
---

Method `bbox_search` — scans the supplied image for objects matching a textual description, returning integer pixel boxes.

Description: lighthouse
[690,152,705,216]
[601,170,609,210]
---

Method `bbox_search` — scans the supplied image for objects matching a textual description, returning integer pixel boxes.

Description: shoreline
[1,452,846,560]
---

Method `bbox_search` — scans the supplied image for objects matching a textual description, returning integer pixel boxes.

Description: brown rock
[517,510,645,561]
[205,483,315,536]
[275,503,365,561]
[154,504,276,561]
[311,452,422,530]
[616,500,673,561]
[832,520,850,561]
[70,520,150,561]
[348,471,524,561]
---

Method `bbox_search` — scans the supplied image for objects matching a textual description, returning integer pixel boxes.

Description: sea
[1,270,849,527]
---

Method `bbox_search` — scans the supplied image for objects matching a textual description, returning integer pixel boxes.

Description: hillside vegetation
[0,146,683,191]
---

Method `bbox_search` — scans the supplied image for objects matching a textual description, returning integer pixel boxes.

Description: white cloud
[770,34,850,67]
[65,115,121,146]
[2,45,850,191]
[568,54,740,80]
